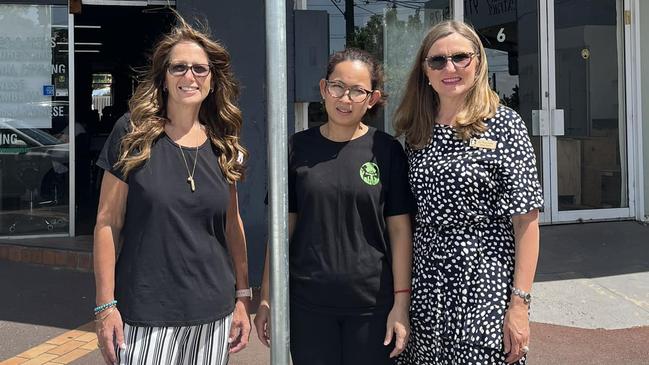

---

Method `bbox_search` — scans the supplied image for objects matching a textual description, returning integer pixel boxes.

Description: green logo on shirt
[360,162,380,186]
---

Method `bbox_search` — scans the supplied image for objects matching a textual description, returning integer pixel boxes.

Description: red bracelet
[394,288,411,294]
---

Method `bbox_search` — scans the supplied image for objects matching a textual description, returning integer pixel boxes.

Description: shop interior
[73,5,174,234]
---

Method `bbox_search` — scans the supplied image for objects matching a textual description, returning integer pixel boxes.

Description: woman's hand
[384,213,412,358]
[506,210,539,364]
[229,298,251,353]
[93,172,127,364]
[503,300,530,364]
[384,303,410,358]
[95,308,125,365]
[253,300,271,347]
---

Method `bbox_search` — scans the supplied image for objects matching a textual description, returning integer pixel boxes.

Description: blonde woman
[93,15,250,365]
[394,20,543,365]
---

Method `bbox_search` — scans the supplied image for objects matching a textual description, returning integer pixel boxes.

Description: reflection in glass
[554,0,627,210]
[92,73,113,119]
[305,1,451,131]
[383,5,450,135]
[0,5,69,235]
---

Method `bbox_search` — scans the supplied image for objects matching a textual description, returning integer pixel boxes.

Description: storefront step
[0,235,93,272]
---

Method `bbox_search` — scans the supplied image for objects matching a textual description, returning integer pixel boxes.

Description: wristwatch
[511,287,532,305]
[235,288,253,300]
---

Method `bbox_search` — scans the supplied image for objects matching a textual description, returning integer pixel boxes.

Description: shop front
[0,0,646,245]
[464,0,638,223]
[0,1,178,238]
[0,3,71,236]
[302,0,646,224]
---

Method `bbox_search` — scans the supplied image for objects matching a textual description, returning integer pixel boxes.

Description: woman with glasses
[93,14,251,365]
[394,20,543,365]
[254,48,414,365]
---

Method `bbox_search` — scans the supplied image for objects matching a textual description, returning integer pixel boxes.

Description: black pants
[290,305,395,365]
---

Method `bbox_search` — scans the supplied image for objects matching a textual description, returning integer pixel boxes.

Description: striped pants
[117,314,233,365]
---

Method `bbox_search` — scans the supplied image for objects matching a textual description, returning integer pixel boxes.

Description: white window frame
[68,13,76,236]
[628,0,646,222]
[549,0,635,223]
[294,0,309,132]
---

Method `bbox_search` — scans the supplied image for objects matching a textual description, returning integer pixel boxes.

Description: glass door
[549,0,631,222]
[464,0,632,223]
[464,0,551,222]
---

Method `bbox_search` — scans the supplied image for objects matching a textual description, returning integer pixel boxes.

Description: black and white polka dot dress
[397,106,543,365]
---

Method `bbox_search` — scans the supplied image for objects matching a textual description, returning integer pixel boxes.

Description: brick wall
[0,244,93,272]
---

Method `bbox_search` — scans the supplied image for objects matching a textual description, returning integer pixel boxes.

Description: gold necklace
[177,135,199,192]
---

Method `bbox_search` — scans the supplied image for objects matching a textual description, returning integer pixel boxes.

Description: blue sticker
[43,85,54,96]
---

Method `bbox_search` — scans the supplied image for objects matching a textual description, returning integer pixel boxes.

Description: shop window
[305,0,452,133]
[0,4,70,236]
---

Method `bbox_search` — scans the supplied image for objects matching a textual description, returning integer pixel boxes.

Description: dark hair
[325,48,386,118]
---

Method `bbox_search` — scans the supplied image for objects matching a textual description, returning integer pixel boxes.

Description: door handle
[532,109,564,136]
[551,109,565,136]
[532,109,549,136]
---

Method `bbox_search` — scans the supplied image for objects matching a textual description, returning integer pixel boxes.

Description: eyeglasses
[325,80,374,103]
[167,63,211,77]
[424,52,476,70]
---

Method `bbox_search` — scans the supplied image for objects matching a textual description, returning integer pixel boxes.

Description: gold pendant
[187,176,196,192]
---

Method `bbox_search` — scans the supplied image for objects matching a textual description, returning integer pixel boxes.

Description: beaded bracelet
[94,300,117,315]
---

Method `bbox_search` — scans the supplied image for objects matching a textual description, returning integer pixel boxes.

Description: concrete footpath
[1,220,648,364]
[528,221,649,365]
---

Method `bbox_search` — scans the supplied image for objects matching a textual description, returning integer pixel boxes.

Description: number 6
[497,28,506,42]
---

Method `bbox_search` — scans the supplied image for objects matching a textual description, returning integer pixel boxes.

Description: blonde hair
[115,13,247,182]
[393,20,500,148]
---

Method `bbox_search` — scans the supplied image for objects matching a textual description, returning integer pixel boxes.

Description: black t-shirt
[288,126,413,314]
[96,115,235,326]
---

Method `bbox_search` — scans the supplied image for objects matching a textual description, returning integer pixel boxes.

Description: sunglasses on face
[425,52,476,70]
[325,80,374,103]
[167,63,211,77]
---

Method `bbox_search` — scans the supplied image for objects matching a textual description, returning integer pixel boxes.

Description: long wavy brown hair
[115,14,247,182]
[393,20,500,148]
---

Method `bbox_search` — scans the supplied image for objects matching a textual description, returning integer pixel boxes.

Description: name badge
[469,138,497,150]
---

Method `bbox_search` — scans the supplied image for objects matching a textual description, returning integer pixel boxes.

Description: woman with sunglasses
[254,48,414,365]
[93,14,251,365]
[393,20,543,365]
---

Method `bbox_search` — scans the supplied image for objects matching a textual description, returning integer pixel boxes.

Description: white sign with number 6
[497,28,506,42]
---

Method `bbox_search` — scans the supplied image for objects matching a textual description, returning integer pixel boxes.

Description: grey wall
[177,1,267,285]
